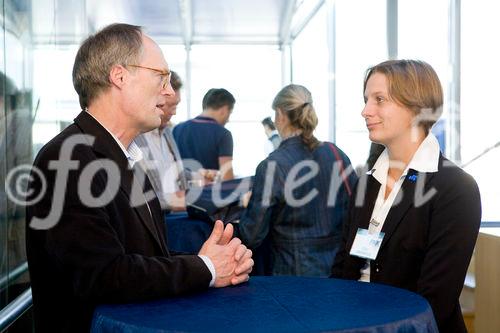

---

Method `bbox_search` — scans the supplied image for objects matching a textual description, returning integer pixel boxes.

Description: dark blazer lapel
[379,169,436,250]
[74,112,167,255]
[347,175,380,249]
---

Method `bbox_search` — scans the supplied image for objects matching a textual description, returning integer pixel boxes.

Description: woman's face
[361,72,416,147]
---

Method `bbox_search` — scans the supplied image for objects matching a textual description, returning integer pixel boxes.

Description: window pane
[0,0,6,312]
[462,0,500,222]
[398,0,450,155]
[32,45,80,154]
[291,3,330,142]
[188,45,282,177]
[334,0,387,168]
[1,1,35,328]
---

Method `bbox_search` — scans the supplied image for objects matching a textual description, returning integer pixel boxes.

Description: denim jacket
[238,136,358,277]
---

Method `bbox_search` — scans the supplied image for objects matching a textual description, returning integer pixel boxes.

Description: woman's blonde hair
[364,59,443,135]
[272,84,319,150]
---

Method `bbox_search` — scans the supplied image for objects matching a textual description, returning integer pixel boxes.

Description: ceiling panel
[32,0,293,45]
[192,0,287,42]
[87,0,183,39]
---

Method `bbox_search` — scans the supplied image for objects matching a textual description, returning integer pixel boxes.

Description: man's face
[160,89,181,128]
[122,35,174,133]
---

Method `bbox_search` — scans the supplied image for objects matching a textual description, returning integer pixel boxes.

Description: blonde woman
[238,84,357,277]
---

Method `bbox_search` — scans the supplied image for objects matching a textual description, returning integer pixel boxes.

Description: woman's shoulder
[435,156,477,183]
[314,141,353,164]
[269,139,308,158]
[432,155,480,196]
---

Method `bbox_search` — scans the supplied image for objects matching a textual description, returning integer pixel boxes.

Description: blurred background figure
[135,71,191,211]
[261,116,281,151]
[237,84,357,277]
[173,88,235,180]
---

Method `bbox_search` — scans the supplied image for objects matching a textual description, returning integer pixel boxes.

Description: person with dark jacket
[331,60,481,333]
[238,84,357,277]
[25,23,253,333]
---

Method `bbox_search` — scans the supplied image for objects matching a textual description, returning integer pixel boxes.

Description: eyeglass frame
[126,64,172,90]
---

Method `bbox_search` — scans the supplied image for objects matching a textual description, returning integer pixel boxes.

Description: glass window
[461,0,500,222]
[188,45,282,177]
[32,45,80,154]
[334,0,387,168]
[398,0,450,155]
[291,3,330,142]
[1,1,36,329]
[0,0,7,313]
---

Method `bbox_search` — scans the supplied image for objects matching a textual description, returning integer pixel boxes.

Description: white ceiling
[29,0,324,45]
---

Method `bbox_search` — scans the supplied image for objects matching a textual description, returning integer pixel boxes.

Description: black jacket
[331,155,481,333]
[26,112,211,332]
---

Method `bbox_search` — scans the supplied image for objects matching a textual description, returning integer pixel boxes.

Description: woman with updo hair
[237,84,357,277]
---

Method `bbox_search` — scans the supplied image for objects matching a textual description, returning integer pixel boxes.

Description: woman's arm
[416,171,481,330]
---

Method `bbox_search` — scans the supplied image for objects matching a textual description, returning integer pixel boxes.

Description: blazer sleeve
[416,171,481,329]
[27,144,211,304]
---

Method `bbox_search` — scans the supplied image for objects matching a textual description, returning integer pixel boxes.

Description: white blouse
[359,133,440,282]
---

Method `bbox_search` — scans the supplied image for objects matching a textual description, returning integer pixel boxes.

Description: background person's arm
[217,129,234,180]
[218,156,234,180]
[237,159,282,249]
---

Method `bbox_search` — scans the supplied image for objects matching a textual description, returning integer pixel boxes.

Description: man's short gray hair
[72,23,144,109]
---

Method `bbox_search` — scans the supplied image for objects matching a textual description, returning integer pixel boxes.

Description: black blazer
[331,154,481,333]
[26,112,211,333]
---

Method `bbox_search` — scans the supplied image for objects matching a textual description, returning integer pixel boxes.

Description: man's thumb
[207,220,224,244]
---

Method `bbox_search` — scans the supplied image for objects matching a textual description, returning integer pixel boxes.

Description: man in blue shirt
[173,88,235,180]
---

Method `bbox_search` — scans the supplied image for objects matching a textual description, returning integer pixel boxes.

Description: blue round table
[91,276,437,333]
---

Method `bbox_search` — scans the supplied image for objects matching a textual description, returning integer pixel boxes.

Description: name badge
[349,228,385,260]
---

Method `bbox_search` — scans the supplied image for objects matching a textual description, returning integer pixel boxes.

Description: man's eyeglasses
[126,64,171,90]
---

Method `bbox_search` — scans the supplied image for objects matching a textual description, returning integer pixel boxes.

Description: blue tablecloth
[91,276,438,333]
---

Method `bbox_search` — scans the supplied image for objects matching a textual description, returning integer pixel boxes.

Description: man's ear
[109,64,126,88]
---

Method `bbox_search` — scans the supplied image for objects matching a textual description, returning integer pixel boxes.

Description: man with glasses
[134,70,190,212]
[26,23,253,333]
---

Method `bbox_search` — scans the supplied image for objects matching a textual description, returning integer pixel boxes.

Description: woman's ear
[275,108,284,123]
[277,108,290,126]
